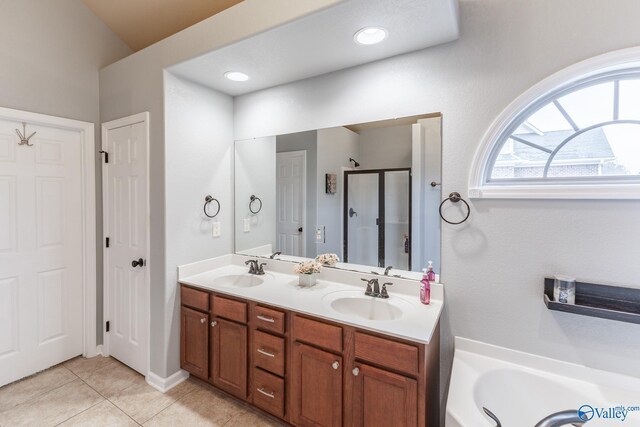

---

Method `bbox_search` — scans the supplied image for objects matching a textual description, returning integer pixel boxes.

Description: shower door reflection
[344,169,411,269]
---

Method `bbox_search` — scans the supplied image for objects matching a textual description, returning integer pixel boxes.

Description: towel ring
[249,195,262,214]
[439,192,470,225]
[204,195,220,218]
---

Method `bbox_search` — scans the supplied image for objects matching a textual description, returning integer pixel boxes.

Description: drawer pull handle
[257,348,275,358]
[256,315,275,323]
[211,321,217,327]
[257,387,275,399]
[352,367,360,376]
[200,318,206,324]
[332,361,340,370]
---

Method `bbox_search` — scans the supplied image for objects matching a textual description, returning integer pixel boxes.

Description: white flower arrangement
[293,260,322,275]
[315,253,340,266]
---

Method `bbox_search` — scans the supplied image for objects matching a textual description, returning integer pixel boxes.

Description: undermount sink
[209,274,264,288]
[323,290,412,321]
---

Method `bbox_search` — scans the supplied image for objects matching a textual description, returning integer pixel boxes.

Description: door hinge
[105,321,110,332]
[105,237,110,248]
[99,150,109,163]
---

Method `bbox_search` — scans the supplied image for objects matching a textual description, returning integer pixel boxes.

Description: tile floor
[0,356,283,426]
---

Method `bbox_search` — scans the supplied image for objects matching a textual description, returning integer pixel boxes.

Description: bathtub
[446,337,640,426]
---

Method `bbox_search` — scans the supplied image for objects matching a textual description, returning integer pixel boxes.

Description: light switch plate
[212,222,221,237]
[244,218,251,232]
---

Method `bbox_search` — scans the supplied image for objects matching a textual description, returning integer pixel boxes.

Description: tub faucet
[535,410,587,427]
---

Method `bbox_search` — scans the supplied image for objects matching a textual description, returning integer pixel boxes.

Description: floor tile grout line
[52,399,105,427]
[76,361,143,426]
[138,382,204,425]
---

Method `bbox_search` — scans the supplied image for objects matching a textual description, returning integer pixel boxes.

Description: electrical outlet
[244,218,251,232]
[212,222,221,237]
[315,226,325,243]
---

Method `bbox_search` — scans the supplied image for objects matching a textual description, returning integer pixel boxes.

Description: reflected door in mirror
[276,151,306,257]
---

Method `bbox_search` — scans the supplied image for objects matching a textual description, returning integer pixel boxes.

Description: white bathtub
[446,337,640,426]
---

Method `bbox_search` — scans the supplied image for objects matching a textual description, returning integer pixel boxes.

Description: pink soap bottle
[420,268,431,305]
[426,261,436,282]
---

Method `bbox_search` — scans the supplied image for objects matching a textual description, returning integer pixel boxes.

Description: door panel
[104,118,149,375]
[291,342,342,427]
[276,151,306,257]
[353,363,418,427]
[211,318,247,399]
[346,173,379,266]
[180,307,208,380]
[0,119,83,387]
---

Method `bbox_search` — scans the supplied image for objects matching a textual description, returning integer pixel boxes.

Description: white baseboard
[84,345,102,358]
[146,370,190,393]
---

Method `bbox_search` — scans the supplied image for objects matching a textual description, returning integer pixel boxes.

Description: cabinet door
[211,317,247,399]
[291,342,342,427]
[180,306,209,380]
[352,363,417,427]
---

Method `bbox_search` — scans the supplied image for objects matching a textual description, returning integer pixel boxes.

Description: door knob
[131,258,144,268]
[298,227,303,232]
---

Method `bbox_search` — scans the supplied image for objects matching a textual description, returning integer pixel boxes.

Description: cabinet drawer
[254,305,286,334]
[354,332,419,377]
[253,330,285,377]
[292,315,342,353]
[253,368,285,419]
[181,286,209,312]
[212,295,247,323]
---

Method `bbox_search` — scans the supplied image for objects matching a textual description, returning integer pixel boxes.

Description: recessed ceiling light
[224,71,250,82]
[353,27,388,45]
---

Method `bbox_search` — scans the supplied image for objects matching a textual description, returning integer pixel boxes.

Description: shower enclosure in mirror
[234,113,442,277]
[344,168,411,270]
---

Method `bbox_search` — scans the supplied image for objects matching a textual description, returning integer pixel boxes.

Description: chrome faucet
[361,278,380,296]
[245,259,266,275]
[534,410,587,427]
[379,282,393,298]
[270,251,282,259]
[384,266,393,276]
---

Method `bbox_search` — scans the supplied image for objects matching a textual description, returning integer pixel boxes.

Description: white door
[102,114,149,376]
[276,151,306,256]
[0,119,84,386]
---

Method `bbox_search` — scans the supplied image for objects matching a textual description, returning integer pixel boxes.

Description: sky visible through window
[491,77,640,181]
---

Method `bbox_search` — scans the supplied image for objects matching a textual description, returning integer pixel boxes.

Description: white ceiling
[168,0,459,96]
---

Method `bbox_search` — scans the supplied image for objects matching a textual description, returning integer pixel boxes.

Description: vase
[298,274,317,287]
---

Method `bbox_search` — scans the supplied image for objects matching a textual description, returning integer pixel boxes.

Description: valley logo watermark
[578,404,640,422]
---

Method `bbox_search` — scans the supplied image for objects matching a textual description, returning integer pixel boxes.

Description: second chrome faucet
[361,278,393,299]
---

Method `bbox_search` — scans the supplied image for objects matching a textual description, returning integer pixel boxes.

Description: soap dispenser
[426,261,436,282]
[420,268,431,305]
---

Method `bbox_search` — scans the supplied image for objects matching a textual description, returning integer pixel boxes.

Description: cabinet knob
[332,361,340,370]
[352,367,360,376]
[200,318,206,324]
[211,321,217,327]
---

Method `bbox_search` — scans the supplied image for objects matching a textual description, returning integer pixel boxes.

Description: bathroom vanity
[178,256,442,427]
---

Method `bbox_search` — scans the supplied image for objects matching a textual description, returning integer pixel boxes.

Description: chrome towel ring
[439,192,470,225]
[204,195,220,218]
[249,195,262,214]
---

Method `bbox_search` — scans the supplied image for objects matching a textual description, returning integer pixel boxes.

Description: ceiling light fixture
[224,71,250,82]
[353,27,388,45]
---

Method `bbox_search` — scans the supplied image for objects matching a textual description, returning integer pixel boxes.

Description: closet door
[0,118,84,387]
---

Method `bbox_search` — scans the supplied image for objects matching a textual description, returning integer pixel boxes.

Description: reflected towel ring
[204,195,220,218]
[439,192,470,225]
[249,195,262,214]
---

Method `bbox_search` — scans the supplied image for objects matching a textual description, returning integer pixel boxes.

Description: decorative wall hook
[16,122,36,146]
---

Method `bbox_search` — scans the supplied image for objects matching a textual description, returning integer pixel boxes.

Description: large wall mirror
[234,113,442,278]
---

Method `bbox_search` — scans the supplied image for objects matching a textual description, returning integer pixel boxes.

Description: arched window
[470,48,640,199]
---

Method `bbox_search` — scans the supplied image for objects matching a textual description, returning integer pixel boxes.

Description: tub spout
[535,410,587,427]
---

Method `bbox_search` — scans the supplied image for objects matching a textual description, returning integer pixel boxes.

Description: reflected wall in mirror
[235,113,442,276]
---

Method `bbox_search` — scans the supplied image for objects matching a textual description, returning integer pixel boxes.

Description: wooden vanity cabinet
[180,306,209,380]
[179,284,440,427]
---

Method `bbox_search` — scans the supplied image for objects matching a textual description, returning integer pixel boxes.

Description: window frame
[469,48,640,199]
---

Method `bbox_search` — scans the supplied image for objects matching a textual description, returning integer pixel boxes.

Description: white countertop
[178,255,443,344]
